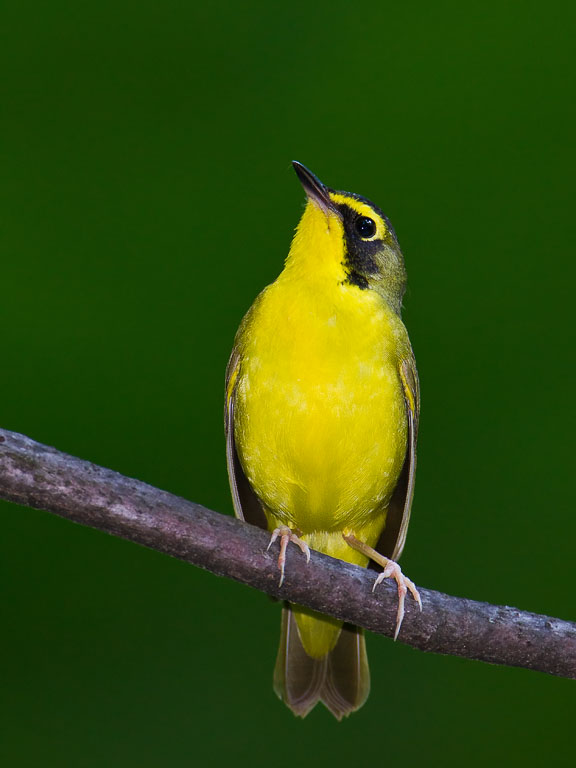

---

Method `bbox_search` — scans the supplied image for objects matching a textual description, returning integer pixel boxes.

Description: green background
[1,1,575,765]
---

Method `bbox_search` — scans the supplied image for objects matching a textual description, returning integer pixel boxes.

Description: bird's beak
[292,161,339,217]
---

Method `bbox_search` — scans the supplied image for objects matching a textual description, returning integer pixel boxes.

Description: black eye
[355,216,376,238]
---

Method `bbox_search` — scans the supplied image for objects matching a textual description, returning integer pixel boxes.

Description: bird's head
[287,161,407,314]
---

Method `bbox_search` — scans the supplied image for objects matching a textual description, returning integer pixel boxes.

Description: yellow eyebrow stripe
[329,192,388,240]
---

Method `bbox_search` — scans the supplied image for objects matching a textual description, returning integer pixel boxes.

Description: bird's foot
[343,532,422,640]
[267,525,310,587]
[372,560,422,640]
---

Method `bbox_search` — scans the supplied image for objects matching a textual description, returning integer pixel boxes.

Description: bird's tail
[273,604,370,720]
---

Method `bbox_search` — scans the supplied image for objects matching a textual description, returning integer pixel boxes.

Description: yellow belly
[234,277,408,558]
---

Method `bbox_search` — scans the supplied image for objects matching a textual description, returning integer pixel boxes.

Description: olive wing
[374,353,420,561]
[225,347,268,530]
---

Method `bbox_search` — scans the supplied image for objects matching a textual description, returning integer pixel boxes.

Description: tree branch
[1,426,574,679]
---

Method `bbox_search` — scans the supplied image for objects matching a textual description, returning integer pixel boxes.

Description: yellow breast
[234,271,408,551]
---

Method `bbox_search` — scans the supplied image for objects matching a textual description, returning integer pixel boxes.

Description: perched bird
[225,162,421,719]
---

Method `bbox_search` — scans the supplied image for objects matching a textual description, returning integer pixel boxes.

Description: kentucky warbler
[225,162,421,719]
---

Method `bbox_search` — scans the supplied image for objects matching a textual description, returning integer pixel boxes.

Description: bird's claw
[267,525,310,586]
[373,560,422,640]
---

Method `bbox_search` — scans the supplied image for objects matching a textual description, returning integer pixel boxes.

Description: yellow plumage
[225,163,420,718]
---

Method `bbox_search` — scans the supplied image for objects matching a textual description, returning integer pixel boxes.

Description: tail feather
[322,623,370,720]
[273,605,370,719]
[273,606,328,717]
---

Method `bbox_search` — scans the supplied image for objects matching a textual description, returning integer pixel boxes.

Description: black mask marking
[334,200,384,289]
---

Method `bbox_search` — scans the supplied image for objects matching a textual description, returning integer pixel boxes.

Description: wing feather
[225,345,268,530]
[374,352,420,560]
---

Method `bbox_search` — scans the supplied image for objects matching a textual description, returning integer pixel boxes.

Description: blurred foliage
[0,1,574,766]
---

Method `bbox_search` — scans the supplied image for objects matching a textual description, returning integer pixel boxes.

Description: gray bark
[1,427,574,679]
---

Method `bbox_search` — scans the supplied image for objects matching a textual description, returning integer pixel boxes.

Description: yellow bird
[225,162,421,719]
